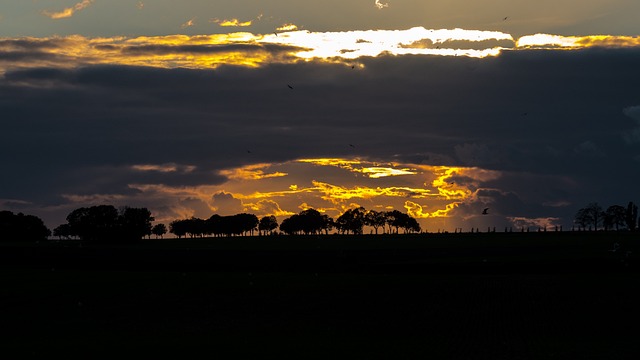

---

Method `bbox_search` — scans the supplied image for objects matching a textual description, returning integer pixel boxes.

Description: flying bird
[503,16,509,21]
[349,144,355,148]
[287,84,293,89]
[482,208,489,215]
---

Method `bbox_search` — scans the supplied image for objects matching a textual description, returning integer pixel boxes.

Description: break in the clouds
[42,0,94,20]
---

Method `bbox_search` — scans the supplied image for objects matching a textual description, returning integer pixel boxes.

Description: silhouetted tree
[258,215,278,235]
[235,213,259,236]
[604,205,626,231]
[298,209,325,235]
[404,216,421,233]
[169,219,189,238]
[151,223,167,239]
[279,215,301,235]
[53,223,73,240]
[365,210,387,234]
[64,205,154,242]
[625,202,638,231]
[321,214,334,235]
[385,210,406,234]
[574,203,604,231]
[0,211,50,242]
[66,205,120,241]
[119,207,154,241]
[335,207,366,235]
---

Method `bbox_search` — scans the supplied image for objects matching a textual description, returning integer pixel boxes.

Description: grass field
[1,232,639,358]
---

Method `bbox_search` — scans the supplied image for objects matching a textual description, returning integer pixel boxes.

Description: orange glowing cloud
[42,0,94,19]
[276,24,299,31]
[212,18,253,27]
[5,28,639,75]
[404,201,459,219]
[221,164,288,180]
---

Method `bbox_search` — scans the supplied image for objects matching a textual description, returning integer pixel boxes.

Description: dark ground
[1,232,639,358]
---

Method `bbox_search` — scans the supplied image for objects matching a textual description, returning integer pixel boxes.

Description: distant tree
[335,207,366,235]
[385,210,406,234]
[0,211,50,242]
[404,216,421,233]
[258,215,278,235]
[53,223,73,240]
[279,215,301,235]
[574,203,604,231]
[604,205,626,231]
[151,223,167,239]
[66,205,119,241]
[169,219,189,238]
[235,213,259,236]
[119,207,154,241]
[298,209,325,235]
[320,214,334,235]
[184,218,207,238]
[206,214,223,237]
[366,210,388,234]
[625,202,638,231]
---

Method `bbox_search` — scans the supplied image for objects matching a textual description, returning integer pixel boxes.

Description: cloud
[623,105,640,143]
[212,18,253,27]
[276,24,298,31]
[42,0,94,20]
[623,105,640,121]
[181,18,196,28]
[2,45,640,231]
[517,34,640,49]
[210,192,244,215]
[244,199,295,217]
[374,1,389,10]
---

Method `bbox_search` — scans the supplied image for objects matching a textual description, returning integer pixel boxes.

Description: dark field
[2,232,640,358]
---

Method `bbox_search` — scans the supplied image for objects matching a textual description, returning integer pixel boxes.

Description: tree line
[574,201,638,231]
[168,207,421,238]
[4,201,638,243]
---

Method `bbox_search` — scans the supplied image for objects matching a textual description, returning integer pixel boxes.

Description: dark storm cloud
[2,47,640,227]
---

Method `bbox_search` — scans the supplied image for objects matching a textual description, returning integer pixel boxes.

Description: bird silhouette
[274,32,278,37]
[503,16,508,21]
[287,84,293,89]
[482,208,489,215]
[349,144,355,148]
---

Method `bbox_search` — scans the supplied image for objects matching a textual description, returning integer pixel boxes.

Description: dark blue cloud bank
[1,47,639,228]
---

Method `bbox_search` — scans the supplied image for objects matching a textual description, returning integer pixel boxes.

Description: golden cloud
[212,18,253,27]
[181,18,196,28]
[42,0,94,19]
[243,199,295,216]
[276,24,299,31]
[220,164,288,180]
[404,201,459,219]
[5,28,639,75]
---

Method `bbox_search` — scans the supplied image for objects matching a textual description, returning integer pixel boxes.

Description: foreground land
[1,232,639,358]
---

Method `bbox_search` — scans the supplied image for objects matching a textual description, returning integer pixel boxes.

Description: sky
[1,1,640,233]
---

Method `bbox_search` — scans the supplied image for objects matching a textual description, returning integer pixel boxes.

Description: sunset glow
[2,1,639,232]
